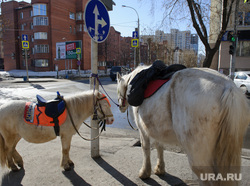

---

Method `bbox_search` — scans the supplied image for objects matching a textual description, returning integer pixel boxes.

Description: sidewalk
[0,127,250,186]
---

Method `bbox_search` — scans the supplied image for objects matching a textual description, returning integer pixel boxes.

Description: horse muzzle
[106,116,114,124]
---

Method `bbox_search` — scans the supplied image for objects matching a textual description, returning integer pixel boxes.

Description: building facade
[212,0,250,74]
[1,0,91,71]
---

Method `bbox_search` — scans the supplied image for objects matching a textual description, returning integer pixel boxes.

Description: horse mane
[123,65,149,84]
[64,90,96,111]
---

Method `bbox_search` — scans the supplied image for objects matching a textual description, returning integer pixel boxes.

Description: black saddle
[36,94,65,118]
[36,93,66,136]
[127,60,186,106]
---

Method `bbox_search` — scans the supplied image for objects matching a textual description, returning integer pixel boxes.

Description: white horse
[117,66,250,185]
[0,90,114,171]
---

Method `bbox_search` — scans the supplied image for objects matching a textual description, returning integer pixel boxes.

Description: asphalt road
[0,76,249,149]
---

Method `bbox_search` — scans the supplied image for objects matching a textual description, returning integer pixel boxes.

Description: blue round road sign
[84,0,110,43]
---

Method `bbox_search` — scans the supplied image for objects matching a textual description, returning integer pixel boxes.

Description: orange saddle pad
[24,102,67,126]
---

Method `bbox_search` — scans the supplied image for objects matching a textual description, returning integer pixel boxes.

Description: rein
[63,96,109,141]
[91,73,137,131]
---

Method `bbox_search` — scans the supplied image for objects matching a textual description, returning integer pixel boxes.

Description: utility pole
[230,0,240,80]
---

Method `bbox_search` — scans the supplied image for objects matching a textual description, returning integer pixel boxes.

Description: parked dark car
[110,66,130,81]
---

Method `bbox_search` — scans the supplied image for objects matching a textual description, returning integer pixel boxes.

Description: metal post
[134,47,136,69]
[90,39,99,158]
[231,0,239,79]
[25,49,29,81]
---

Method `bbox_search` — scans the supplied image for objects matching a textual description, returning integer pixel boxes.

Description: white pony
[0,90,114,171]
[117,66,250,185]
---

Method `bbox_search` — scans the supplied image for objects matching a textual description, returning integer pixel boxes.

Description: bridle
[118,87,138,131]
[65,94,113,141]
[93,95,113,121]
[118,86,127,108]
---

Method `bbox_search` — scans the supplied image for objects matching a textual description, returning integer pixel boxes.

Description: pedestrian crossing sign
[131,39,139,47]
[22,41,29,49]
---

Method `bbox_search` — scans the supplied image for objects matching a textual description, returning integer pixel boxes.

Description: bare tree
[145,0,235,68]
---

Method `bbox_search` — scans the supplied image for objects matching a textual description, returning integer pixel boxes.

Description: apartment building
[1,0,91,71]
[214,1,250,74]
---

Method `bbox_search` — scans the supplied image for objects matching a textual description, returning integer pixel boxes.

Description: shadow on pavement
[157,173,188,186]
[62,168,91,186]
[1,168,25,186]
[93,157,137,186]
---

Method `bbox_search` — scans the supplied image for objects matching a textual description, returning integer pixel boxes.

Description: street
[0,76,250,149]
[0,76,135,130]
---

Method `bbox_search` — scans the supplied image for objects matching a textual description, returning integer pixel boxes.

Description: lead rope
[91,73,137,131]
[64,98,103,141]
[127,108,138,131]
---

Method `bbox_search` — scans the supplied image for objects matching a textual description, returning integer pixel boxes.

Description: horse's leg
[138,129,152,179]
[5,136,21,171]
[13,148,23,169]
[60,134,74,171]
[154,142,165,175]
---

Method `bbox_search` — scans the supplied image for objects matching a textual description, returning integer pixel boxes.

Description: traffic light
[244,0,249,3]
[21,49,25,58]
[229,45,234,55]
[227,32,235,42]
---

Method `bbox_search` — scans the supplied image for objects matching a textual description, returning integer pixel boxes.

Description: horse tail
[0,133,7,167]
[214,86,249,177]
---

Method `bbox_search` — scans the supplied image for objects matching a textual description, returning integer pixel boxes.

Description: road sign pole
[25,49,29,81]
[85,0,110,158]
[90,39,99,158]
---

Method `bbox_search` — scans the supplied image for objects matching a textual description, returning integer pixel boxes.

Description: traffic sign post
[21,35,29,81]
[84,0,110,158]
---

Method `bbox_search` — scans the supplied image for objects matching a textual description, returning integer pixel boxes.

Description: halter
[93,94,113,122]
[66,93,113,141]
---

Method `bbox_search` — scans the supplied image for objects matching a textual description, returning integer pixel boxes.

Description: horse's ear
[117,72,121,82]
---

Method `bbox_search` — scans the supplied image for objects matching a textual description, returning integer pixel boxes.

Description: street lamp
[122,5,141,67]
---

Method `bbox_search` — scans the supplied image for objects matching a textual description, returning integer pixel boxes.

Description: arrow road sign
[84,0,110,43]
[22,34,28,41]
[132,31,138,39]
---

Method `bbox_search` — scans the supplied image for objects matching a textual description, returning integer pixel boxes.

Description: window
[76,12,82,20]
[33,4,47,16]
[238,11,250,26]
[34,45,49,53]
[30,22,33,30]
[69,12,75,20]
[236,41,250,56]
[21,24,25,31]
[77,24,82,32]
[20,12,23,19]
[235,73,247,80]
[70,25,72,33]
[33,17,48,26]
[34,32,47,39]
[30,10,33,17]
[34,59,48,67]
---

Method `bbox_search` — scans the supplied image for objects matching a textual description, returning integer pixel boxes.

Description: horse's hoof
[11,167,20,172]
[154,165,165,175]
[139,169,151,179]
[64,165,71,171]
[18,163,24,168]
[68,160,74,167]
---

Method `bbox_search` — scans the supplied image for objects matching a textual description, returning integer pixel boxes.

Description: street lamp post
[122,5,141,67]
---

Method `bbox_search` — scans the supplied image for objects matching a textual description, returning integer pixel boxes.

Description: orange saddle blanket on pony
[24,102,67,127]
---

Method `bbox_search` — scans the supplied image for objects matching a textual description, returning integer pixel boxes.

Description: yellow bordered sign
[22,41,29,49]
[131,39,139,47]
[76,48,81,54]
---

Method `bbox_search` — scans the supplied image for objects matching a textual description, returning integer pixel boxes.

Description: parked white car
[234,71,250,94]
